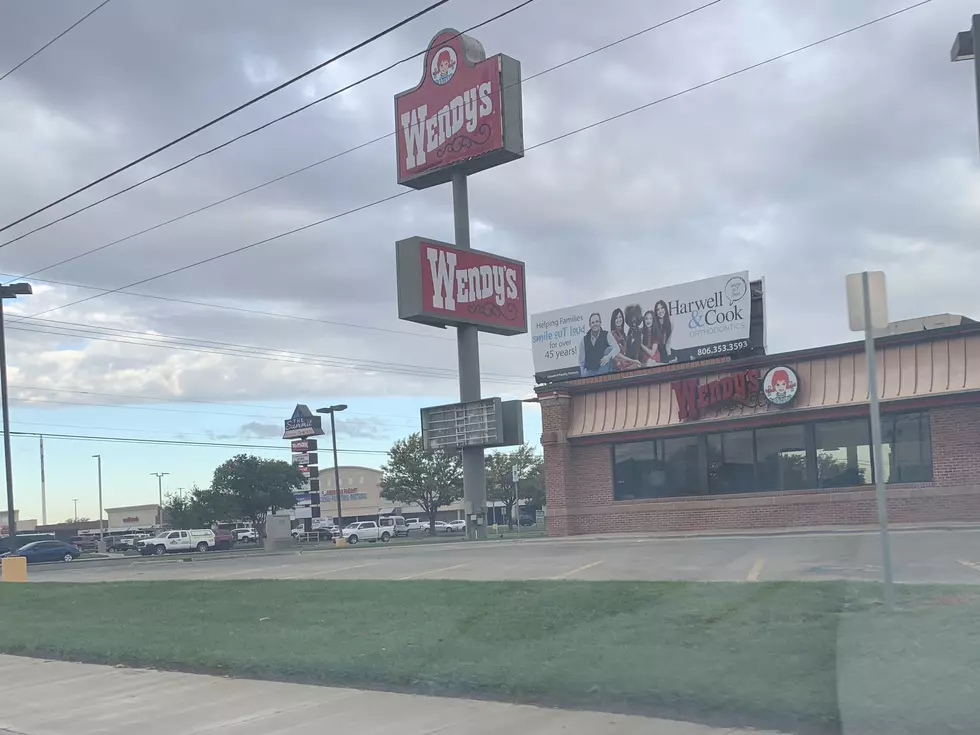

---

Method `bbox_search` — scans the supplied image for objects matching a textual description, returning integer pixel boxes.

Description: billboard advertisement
[396,236,527,335]
[531,272,753,383]
[395,29,523,189]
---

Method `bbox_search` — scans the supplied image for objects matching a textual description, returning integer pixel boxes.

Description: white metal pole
[862,271,895,611]
[39,435,46,526]
[96,455,103,539]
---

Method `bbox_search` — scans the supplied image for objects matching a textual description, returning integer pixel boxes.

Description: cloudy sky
[0,0,977,523]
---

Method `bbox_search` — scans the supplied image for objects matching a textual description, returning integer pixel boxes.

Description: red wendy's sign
[395,236,527,336]
[395,29,523,189]
[673,368,762,421]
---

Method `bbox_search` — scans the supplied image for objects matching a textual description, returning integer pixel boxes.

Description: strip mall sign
[394,29,523,189]
[672,366,798,420]
[395,236,527,335]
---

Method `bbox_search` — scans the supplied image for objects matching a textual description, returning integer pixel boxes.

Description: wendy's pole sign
[394,30,526,541]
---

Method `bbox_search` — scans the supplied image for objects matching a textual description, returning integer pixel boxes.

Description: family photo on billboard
[531,272,756,383]
[579,301,675,377]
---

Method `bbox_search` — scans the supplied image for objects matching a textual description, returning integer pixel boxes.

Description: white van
[379,515,408,538]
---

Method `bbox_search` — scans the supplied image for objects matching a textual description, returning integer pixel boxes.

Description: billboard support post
[452,171,487,541]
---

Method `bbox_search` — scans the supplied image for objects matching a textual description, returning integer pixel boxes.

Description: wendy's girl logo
[430,46,457,85]
[763,366,799,405]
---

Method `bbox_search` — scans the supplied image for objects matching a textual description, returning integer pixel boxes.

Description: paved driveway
[23,526,980,584]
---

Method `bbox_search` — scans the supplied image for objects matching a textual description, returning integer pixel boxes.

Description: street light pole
[39,435,46,526]
[316,405,348,534]
[72,498,78,522]
[0,282,32,548]
[951,14,980,157]
[150,472,169,525]
[92,454,103,539]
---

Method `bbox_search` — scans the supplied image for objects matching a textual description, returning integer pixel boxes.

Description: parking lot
[22,526,980,584]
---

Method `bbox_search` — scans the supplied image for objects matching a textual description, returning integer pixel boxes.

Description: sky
[0,0,977,524]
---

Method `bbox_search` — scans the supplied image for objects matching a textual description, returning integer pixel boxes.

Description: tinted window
[707,431,755,494]
[815,419,872,488]
[881,412,932,483]
[756,425,808,491]
[168,532,180,539]
[614,437,701,500]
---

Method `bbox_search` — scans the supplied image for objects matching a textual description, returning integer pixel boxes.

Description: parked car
[379,515,409,538]
[341,521,391,545]
[446,520,466,533]
[137,529,216,556]
[4,540,80,563]
[0,533,55,555]
[111,534,149,551]
[68,535,99,551]
[404,518,426,533]
[233,528,258,543]
[212,529,234,550]
[424,521,452,534]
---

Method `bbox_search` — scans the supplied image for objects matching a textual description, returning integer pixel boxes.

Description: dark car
[0,533,56,555]
[6,540,81,563]
[213,529,234,550]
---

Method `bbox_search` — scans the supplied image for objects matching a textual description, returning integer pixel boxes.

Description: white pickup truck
[137,529,217,555]
[341,521,391,545]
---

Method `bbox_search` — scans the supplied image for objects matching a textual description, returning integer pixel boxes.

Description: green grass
[1,581,977,734]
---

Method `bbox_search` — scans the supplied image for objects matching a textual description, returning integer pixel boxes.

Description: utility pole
[39,435,46,526]
[150,471,169,525]
[72,498,78,522]
[0,282,32,547]
[92,454,103,540]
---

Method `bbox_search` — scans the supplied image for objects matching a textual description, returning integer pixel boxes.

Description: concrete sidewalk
[0,655,781,735]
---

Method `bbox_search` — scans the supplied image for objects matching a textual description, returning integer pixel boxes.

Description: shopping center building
[537,317,980,536]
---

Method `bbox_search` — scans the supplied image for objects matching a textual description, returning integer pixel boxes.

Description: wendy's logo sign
[395,236,527,336]
[673,366,801,420]
[395,29,524,189]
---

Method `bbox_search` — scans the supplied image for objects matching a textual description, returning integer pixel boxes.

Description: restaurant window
[815,419,872,488]
[756,425,808,491]
[707,430,755,494]
[613,436,701,500]
[881,412,932,483]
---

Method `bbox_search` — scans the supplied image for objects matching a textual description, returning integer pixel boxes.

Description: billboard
[395,29,523,189]
[531,272,754,383]
[283,404,324,440]
[396,236,527,335]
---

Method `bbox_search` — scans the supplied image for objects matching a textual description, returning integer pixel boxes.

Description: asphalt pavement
[23,526,980,584]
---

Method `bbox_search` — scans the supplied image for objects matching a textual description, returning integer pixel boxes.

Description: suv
[404,518,426,534]
[137,529,216,555]
[341,521,391,545]
[379,515,408,538]
[233,528,258,543]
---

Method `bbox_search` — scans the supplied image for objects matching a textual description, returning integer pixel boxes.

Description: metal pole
[157,474,163,523]
[973,15,980,157]
[72,498,78,521]
[0,298,16,547]
[515,477,520,537]
[96,455,103,539]
[452,171,487,541]
[330,411,344,531]
[39,435,46,526]
[862,271,895,611]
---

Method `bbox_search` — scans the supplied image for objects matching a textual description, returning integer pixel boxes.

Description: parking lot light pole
[150,472,169,524]
[92,455,103,541]
[316,405,348,533]
[0,282,32,548]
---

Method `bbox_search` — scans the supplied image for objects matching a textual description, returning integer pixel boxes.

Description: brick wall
[542,402,980,536]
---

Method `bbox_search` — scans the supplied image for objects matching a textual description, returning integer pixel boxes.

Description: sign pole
[861,271,895,611]
[452,171,487,541]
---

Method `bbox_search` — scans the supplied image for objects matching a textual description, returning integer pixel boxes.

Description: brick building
[537,322,980,536]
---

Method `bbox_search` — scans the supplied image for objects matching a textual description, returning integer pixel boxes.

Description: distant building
[105,504,161,532]
[314,466,464,523]
[0,510,37,534]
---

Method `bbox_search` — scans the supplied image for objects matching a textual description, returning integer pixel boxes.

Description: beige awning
[568,333,980,437]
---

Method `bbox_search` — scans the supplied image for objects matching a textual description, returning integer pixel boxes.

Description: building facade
[538,323,980,536]
[315,466,464,523]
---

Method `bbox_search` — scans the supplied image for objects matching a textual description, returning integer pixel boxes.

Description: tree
[62,516,90,523]
[162,484,236,529]
[380,433,462,534]
[486,444,543,529]
[210,454,304,537]
[162,492,205,529]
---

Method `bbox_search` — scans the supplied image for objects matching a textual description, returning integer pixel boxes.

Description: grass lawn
[1,580,977,734]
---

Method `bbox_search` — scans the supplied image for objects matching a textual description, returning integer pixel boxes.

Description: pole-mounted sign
[394,30,525,541]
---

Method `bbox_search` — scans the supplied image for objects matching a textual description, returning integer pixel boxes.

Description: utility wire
[15,314,530,381]
[0,0,113,83]
[9,430,390,454]
[16,0,723,279]
[0,0,450,237]
[11,0,932,326]
[0,0,539,246]
[0,272,530,352]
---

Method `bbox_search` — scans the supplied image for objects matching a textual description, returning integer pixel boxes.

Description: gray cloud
[0,0,977,416]
[237,421,281,439]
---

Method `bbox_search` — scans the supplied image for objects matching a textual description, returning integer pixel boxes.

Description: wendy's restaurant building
[530,272,980,536]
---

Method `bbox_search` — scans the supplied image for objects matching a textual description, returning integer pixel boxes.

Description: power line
[0,0,113,83]
[0,0,450,237]
[10,0,931,325]
[16,0,722,280]
[0,0,540,247]
[9,317,532,386]
[0,272,530,353]
[9,430,391,454]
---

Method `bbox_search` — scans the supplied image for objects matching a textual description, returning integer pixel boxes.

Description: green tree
[162,492,205,529]
[380,433,462,534]
[211,454,304,537]
[485,444,543,529]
